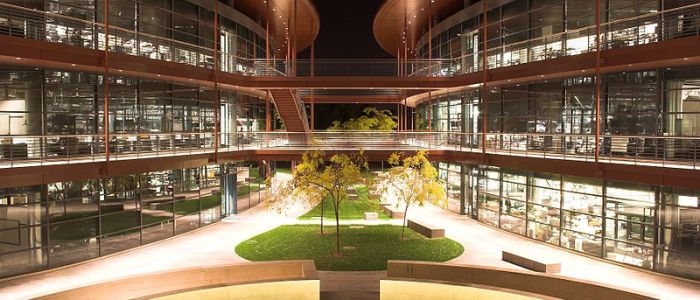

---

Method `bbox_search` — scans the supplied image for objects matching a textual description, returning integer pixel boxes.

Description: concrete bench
[502,251,561,273]
[407,219,445,238]
[364,212,378,220]
[382,205,405,219]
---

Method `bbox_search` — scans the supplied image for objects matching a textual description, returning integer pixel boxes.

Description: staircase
[269,89,310,133]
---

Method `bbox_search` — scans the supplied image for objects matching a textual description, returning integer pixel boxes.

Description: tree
[266,149,368,256]
[373,151,446,239]
[328,107,397,131]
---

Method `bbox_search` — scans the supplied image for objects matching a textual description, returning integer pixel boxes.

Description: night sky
[300,1,397,128]
[299,0,393,59]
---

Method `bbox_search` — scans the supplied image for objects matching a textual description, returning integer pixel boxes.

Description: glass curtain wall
[416,67,700,163]
[0,65,266,164]
[235,161,265,213]
[0,163,236,279]
[0,0,272,75]
[437,162,463,214]
[415,0,700,77]
[454,163,700,280]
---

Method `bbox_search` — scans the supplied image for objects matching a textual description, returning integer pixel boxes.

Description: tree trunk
[335,206,341,256]
[320,197,325,234]
[401,204,410,240]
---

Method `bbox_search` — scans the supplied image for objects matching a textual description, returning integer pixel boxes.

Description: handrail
[3,2,700,78]
[0,131,697,170]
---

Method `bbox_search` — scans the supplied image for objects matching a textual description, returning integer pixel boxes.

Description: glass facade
[414,0,700,77]
[416,67,700,165]
[436,162,700,281]
[235,161,266,213]
[0,65,269,165]
[0,161,268,278]
[0,0,275,75]
[0,163,240,278]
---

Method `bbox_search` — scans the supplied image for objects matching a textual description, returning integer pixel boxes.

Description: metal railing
[0,2,281,76]
[2,2,699,78]
[1,131,697,170]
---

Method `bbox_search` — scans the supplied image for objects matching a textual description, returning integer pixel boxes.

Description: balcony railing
[2,2,699,78]
[1,131,698,170]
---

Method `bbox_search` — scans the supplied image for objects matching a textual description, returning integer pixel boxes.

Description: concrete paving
[0,200,699,299]
[410,204,700,300]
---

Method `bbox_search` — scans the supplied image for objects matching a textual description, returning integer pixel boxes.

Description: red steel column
[397,46,401,76]
[428,91,432,131]
[294,0,298,74]
[213,0,220,162]
[310,36,315,130]
[427,0,433,131]
[266,90,271,131]
[428,0,432,76]
[404,98,408,131]
[265,1,271,132]
[594,0,602,162]
[103,0,110,162]
[265,0,270,68]
[481,0,488,154]
[397,101,402,132]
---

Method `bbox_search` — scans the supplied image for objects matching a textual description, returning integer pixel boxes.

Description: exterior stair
[269,89,310,133]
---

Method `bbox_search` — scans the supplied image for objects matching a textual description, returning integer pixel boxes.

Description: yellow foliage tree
[374,151,446,239]
[266,149,368,256]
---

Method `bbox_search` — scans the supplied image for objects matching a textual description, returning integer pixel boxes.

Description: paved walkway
[0,201,308,300]
[0,201,699,299]
[410,204,700,300]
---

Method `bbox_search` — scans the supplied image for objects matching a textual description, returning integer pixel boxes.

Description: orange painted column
[103,0,110,162]
[427,0,433,131]
[265,2,271,132]
[594,0,602,162]
[481,0,488,154]
[310,36,315,130]
[213,0,220,162]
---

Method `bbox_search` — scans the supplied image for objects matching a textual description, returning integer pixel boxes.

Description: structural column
[427,0,433,131]
[266,90,271,131]
[265,2,271,132]
[103,0,110,162]
[481,0,489,154]
[310,31,315,130]
[213,0,220,162]
[594,0,602,162]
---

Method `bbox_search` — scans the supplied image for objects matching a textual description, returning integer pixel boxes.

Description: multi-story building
[0,0,698,293]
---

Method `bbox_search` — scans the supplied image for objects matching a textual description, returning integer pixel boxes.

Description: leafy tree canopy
[328,107,397,131]
[374,151,446,239]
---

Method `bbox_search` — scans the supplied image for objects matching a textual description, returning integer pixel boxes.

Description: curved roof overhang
[373,0,467,58]
[228,0,320,56]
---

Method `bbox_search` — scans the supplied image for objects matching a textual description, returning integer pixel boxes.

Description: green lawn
[248,167,260,179]
[235,224,464,271]
[170,193,221,216]
[237,183,262,197]
[298,186,390,220]
[49,210,171,241]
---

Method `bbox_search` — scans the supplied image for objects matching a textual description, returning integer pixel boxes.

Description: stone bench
[407,219,445,238]
[382,205,405,219]
[502,251,561,273]
[364,212,378,220]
